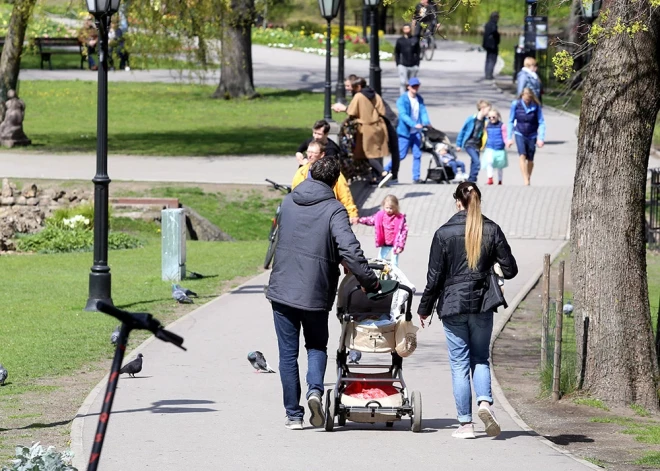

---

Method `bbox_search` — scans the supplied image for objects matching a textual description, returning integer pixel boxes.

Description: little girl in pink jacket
[358,195,408,267]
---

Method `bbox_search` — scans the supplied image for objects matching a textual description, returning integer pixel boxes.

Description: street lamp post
[335,0,346,105]
[318,0,341,120]
[84,0,121,312]
[364,0,381,95]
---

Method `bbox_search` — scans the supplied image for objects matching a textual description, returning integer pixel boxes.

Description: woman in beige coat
[333,77,392,187]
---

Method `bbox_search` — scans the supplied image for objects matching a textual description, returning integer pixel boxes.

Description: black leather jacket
[418,211,518,318]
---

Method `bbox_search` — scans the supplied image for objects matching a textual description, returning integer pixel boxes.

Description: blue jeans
[386,133,423,181]
[465,146,480,182]
[446,160,465,176]
[443,312,494,423]
[272,302,329,420]
[378,245,399,267]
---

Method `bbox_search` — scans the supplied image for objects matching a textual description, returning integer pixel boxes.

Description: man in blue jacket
[385,77,431,183]
[267,157,379,430]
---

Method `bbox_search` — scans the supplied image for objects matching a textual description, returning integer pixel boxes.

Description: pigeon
[172,285,194,304]
[348,349,361,364]
[248,351,276,373]
[173,283,197,298]
[0,364,7,386]
[563,300,574,316]
[110,325,120,345]
[119,353,143,378]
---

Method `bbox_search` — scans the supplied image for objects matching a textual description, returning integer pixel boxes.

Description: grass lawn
[12,81,337,156]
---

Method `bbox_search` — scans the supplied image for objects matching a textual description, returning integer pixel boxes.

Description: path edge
[489,240,600,471]
[69,273,267,469]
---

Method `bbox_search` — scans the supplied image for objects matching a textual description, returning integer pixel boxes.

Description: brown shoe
[90,65,98,71]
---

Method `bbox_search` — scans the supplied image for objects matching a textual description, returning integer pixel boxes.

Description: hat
[367,279,400,300]
[408,77,421,87]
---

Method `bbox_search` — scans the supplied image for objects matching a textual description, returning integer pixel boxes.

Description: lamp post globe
[318,0,340,121]
[84,0,121,312]
[364,0,381,95]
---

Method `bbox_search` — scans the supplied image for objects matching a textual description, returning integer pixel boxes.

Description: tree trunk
[0,0,37,121]
[213,0,256,99]
[572,0,660,410]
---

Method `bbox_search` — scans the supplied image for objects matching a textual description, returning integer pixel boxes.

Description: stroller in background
[324,260,422,432]
[421,126,461,184]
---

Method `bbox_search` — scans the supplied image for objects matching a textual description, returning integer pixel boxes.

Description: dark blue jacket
[507,99,546,140]
[396,93,430,137]
[485,122,506,150]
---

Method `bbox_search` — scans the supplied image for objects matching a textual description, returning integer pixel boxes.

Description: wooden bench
[33,37,84,70]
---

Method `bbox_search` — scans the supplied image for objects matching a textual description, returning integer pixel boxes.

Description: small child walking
[358,195,408,267]
[482,108,508,185]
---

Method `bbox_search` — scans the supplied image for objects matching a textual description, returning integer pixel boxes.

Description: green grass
[631,403,652,418]
[592,416,660,445]
[591,416,635,425]
[584,457,606,468]
[10,81,332,156]
[574,398,610,411]
[0,238,265,396]
[636,452,660,467]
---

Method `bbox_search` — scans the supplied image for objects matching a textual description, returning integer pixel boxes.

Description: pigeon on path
[563,300,574,316]
[172,285,194,304]
[0,364,7,386]
[110,325,120,345]
[119,353,143,378]
[348,349,362,364]
[173,284,198,298]
[248,351,276,373]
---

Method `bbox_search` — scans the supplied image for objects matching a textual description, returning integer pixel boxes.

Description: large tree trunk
[571,0,660,410]
[213,0,256,99]
[0,0,37,121]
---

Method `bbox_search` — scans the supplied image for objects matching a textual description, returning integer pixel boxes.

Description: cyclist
[412,0,438,43]
[295,119,342,167]
[292,140,359,225]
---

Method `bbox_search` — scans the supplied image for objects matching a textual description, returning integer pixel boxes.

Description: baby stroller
[324,260,422,432]
[421,126,458,184]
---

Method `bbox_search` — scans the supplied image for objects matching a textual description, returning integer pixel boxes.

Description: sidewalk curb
[489,240,600,471]
[69,272,268,469]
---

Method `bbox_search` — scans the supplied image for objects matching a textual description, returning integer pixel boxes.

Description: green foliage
[635,452,660,467]
[16,226,142,253]
[50,203,96,228]
[631,403,651,417]
[552,50,575,82]
[15,81,334,156]
[285,20,324,36]
[584,457,606,468]
[1,443,76,471]
[592,416,660,446]
[0,5,77,39]
[574,397,610,411]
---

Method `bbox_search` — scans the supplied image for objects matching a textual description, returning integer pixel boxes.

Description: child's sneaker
[498,180,502,185]
[487,177,494,185]
[478,403,501,437]
[452,423,476,439]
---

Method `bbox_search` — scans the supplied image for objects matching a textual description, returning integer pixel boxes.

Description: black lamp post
[84,0,120,312]
[318,0,341,120]
[364,0,381,95]
[335,0,346,105]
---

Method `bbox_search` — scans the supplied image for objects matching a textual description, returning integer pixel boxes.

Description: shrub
[51,204,96,228]
[285,20,325,36]
[16,227,142,254]
[2,442,77,471]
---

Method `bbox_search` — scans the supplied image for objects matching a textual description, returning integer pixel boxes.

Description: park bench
[33,37,84,70]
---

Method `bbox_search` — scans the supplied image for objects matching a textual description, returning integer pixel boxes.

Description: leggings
[368,158,385,175]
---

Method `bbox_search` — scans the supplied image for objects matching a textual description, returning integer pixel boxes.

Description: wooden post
[655,296,660,370]
[541,254,551,370]
[552,261,565,401]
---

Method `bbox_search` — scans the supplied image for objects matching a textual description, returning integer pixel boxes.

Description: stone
[25,197,38,206]
[0,197,15,205]
[182,206,234,242]
[15,195,27,205]
[1,178,12,197]
[22,183,38,198]
[0,90,31,148]
[53,190,66,201]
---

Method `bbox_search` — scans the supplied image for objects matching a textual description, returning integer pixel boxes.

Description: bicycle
[264,178,291,269]
[88,302,186,471]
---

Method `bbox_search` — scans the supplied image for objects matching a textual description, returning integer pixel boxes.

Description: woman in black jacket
[418,181,517,439]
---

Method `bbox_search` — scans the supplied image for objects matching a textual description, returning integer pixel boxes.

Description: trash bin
[162,208,186,281]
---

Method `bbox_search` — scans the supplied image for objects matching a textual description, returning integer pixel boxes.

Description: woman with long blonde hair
[418,181,518,439]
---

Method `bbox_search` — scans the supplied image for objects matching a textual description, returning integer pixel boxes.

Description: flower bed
[252,27,394,61]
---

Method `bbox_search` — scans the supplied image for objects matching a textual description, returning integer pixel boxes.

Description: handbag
[482,269,508,313]
[395,315,419,357]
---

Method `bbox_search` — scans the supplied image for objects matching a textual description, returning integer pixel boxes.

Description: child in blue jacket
[506,88,546,186]
[456,100,491,183]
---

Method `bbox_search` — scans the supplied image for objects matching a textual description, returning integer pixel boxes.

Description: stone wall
[0,179,92,252]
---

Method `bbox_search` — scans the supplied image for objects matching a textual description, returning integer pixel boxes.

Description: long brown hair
[454,182,483,270]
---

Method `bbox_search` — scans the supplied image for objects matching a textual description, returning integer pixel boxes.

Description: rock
[25,197,38,206]
[182,206,234,242]
[0,197,15,205]
[1,178,12,197]
[15,195,27,205]
[0,90,31,148]
[39,197,52,207]
[22,183,38,198]
[52,190,66,201]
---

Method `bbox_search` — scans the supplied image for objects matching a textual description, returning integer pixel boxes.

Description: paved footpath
[4,41,650,469]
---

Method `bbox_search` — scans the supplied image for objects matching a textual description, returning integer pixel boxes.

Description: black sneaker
[307,392,325,427]
[413,179,425,184]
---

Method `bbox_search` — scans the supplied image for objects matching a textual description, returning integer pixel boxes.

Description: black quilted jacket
[417,211,518,318]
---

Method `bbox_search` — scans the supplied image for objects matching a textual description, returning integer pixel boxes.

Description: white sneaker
[124,66,131,71]
[478,404,501,437]
[377,172,393,188]
[452,423,476,439]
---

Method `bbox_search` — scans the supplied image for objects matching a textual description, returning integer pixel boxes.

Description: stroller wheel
[410,390,422,433]
[324,389,335,432]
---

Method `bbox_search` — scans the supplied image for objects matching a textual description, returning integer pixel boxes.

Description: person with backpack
[506,88,546,186]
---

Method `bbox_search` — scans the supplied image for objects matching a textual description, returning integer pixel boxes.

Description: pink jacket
[358,211,408,252]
